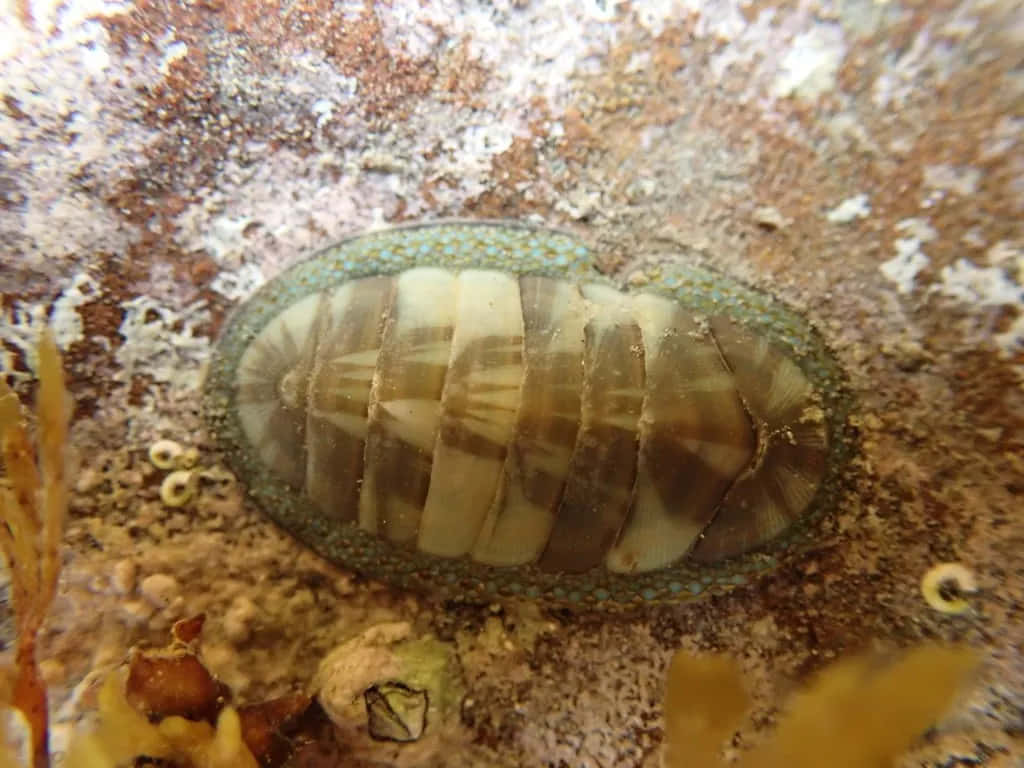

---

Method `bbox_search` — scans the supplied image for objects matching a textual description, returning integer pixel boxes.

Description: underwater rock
[205,222,854,606]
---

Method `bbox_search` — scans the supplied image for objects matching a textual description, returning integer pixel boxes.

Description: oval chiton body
[204,222,853,606]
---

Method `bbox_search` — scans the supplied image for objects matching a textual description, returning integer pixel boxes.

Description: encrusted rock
[139,573,179,609]
[223,595,259,645]
[111,559,137,596]
[313,622,466,766]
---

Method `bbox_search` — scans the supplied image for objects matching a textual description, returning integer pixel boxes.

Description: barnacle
[661,645,979,768]
[921,562,977,615]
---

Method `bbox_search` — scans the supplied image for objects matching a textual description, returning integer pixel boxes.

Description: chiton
[204,222,853,606]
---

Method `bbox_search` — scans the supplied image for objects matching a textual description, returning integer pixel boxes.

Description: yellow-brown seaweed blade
[471,277,586,566]
[739,646,978,768]
[538,285,645,573]
[417,271,525,557]
[690,317,829,563]
[235,292,325,488]
[359,268,457,544]
[663,651,749,768]
[606,294,755,573]
[305,276,394,523]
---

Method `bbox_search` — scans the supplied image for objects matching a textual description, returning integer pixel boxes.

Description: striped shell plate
[203,222,853,606]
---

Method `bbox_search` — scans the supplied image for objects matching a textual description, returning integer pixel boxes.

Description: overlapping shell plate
[203,222,854,607]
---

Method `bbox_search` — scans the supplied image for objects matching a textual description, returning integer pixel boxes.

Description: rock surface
[1,1,1022,766]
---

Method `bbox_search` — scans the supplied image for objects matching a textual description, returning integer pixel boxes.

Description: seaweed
[0,330,70,768]
[65,673,259,768]
[662,645,980,768]
[0,333,315,768]
[65,615,317,768]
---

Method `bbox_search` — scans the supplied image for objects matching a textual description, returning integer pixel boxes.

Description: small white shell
[921,562,977,615]
[160,470,196,507]
[148,439,183,470]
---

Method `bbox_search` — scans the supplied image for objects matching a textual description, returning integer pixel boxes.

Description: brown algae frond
[662,645,980,768]
[65,615,315,768]
[66,673,260,768]
[0,329,71,768]
[662,652,748,768]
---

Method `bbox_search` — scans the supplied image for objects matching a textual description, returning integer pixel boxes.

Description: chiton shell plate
[204,222,853,606]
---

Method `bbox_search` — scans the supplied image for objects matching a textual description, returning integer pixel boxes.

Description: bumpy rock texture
[1,1,1022,766]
